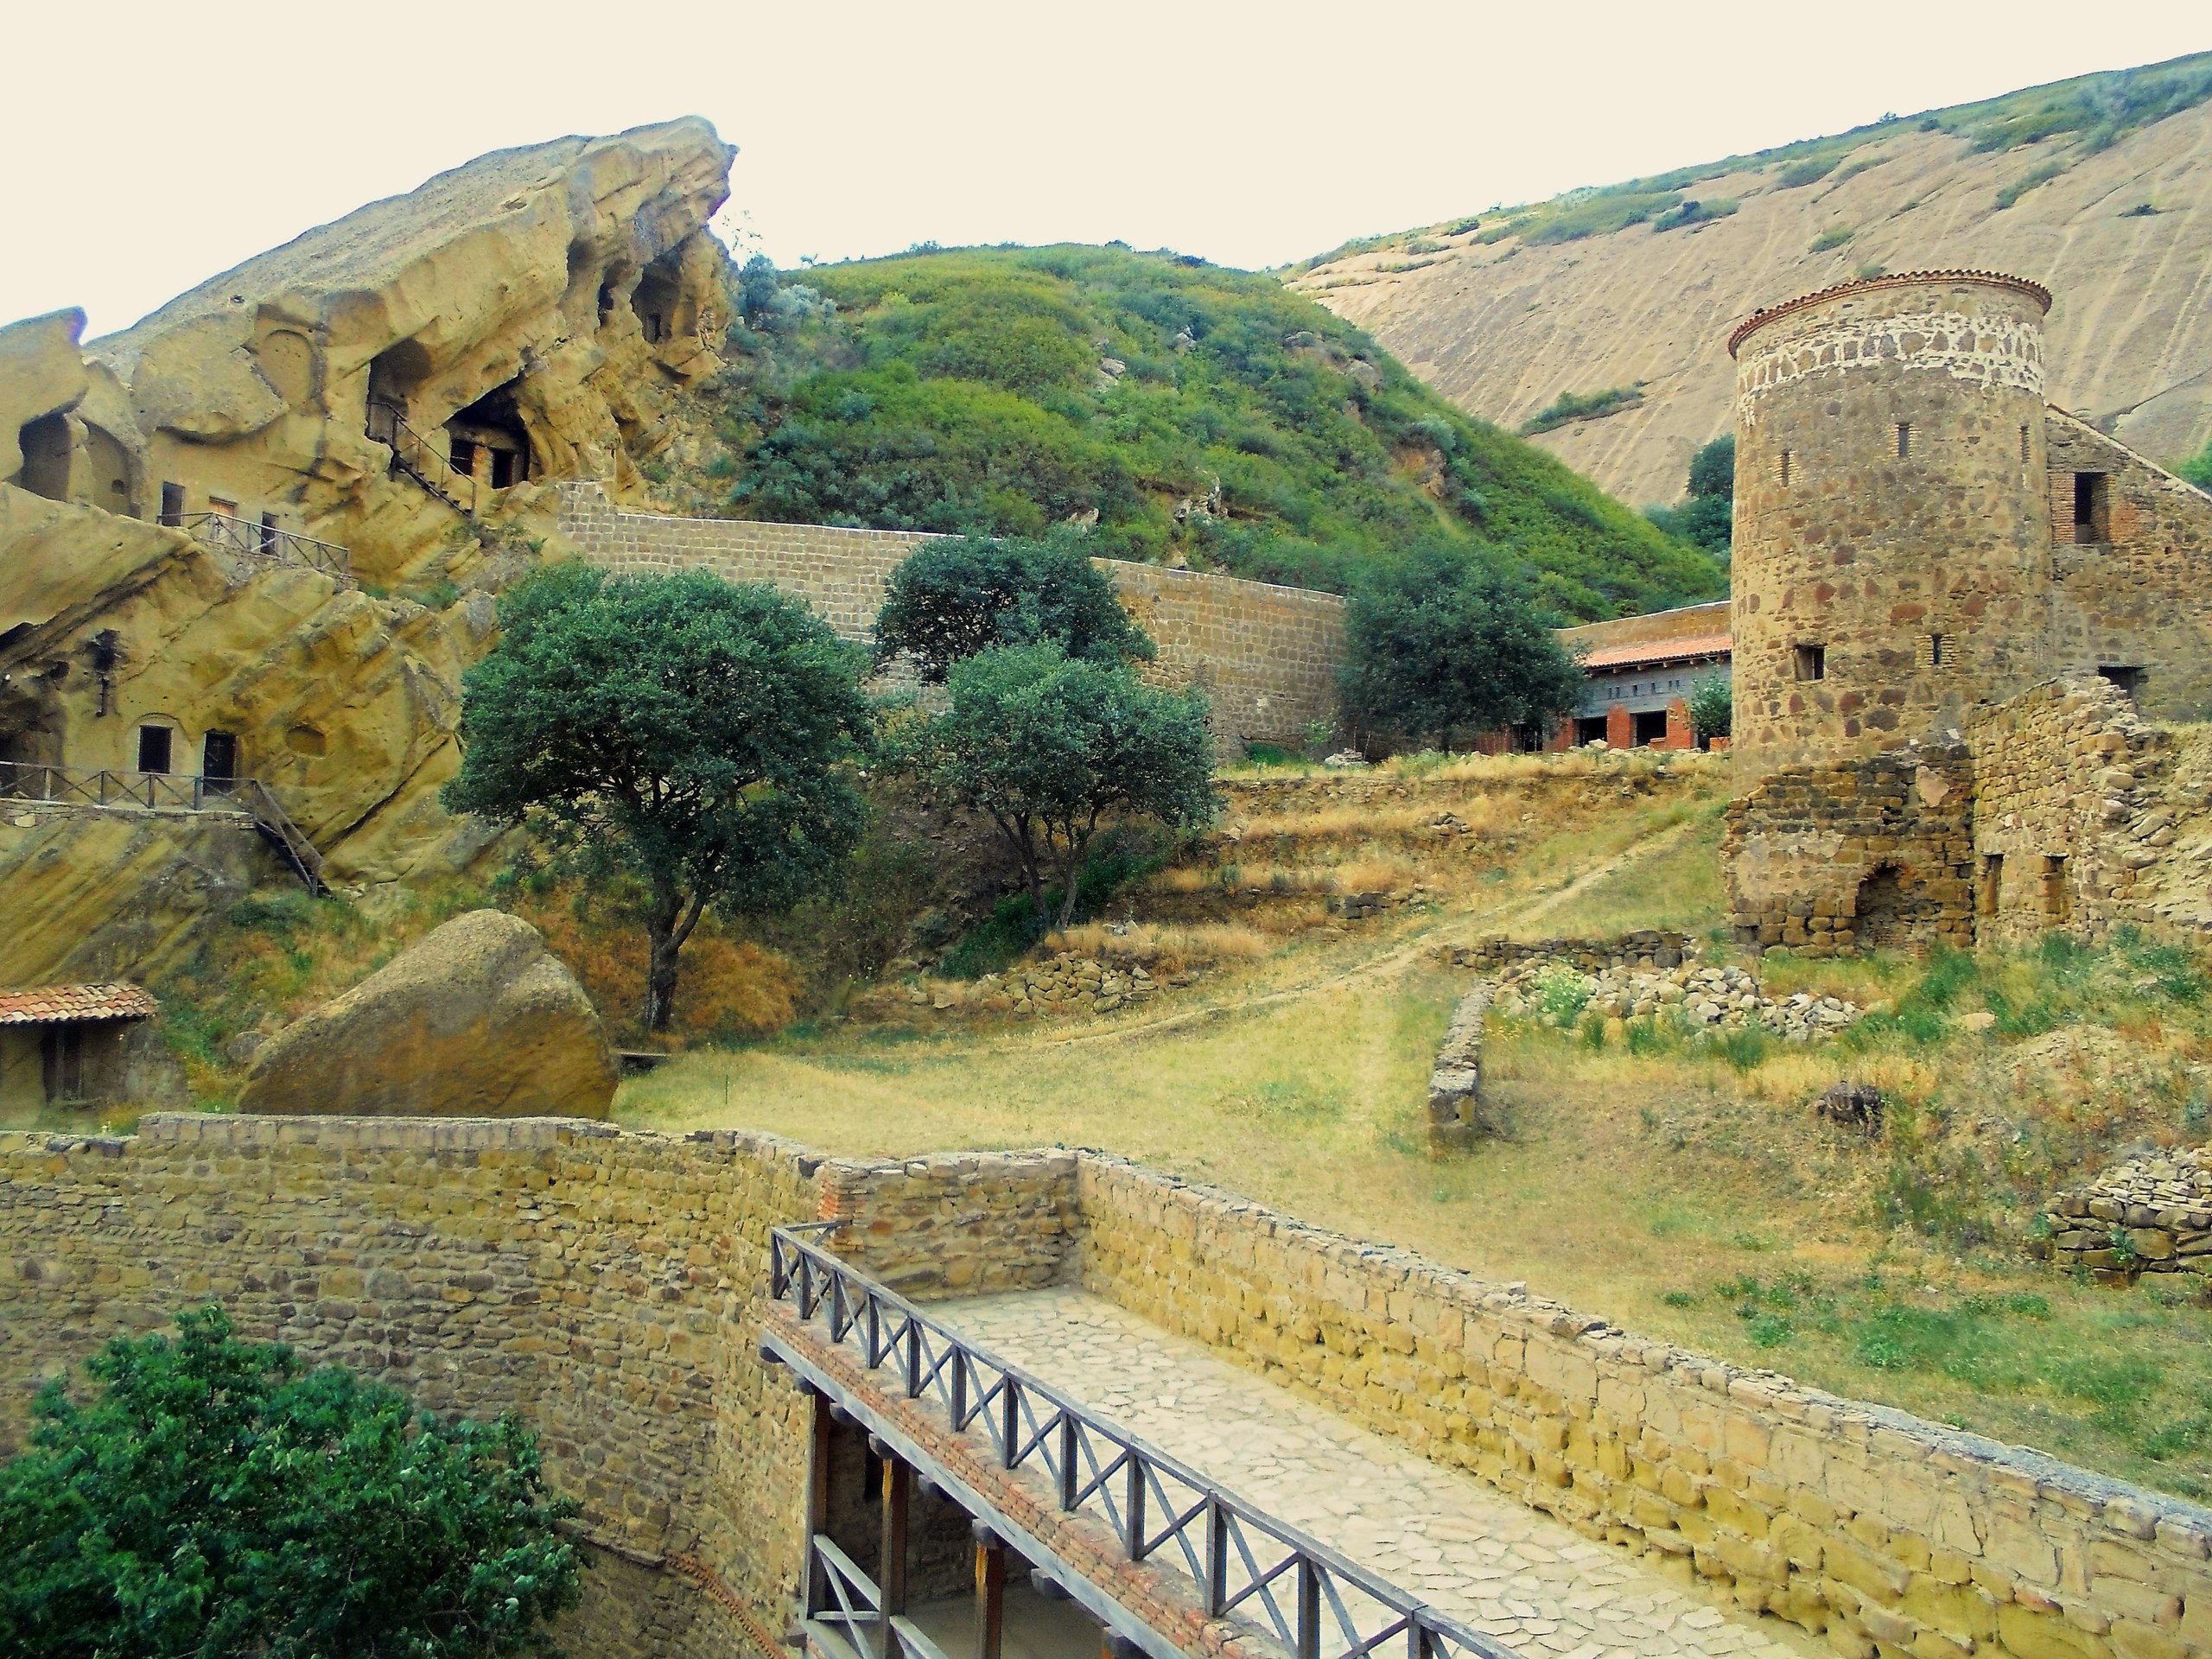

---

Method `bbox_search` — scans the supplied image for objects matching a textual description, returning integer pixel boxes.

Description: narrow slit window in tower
[1928,632,1947,667]
[1793,643,1826,683]
[1978,853,2003,919]
[2072,472,2109,543]
[2041,855,2070,923]
[1895,423,1911,459]
[1779,449,1794,487]
[2018,424,2031,462]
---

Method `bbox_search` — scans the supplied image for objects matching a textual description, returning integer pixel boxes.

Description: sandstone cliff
[0,120,738,969]
[1294,78,2212,506]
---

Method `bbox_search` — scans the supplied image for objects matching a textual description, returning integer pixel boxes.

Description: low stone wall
[552,483,1344,754]
[1437,930,1700,974]
[1425,982,1493,1151]
[2036,1147,2212,1283]
[1076,1154,2212,1659]
[1723,738,1976,955]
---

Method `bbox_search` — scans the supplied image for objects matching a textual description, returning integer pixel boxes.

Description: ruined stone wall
[1729,274,2055,782]
[552,483,1346,754]
[1963,676,2179,946]
[1722,740,1975,955]
[1074,1154,2212,1659]
[2044,412,2212,725]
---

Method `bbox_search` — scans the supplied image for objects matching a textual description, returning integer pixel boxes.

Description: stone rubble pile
[1492,952,1864,1041]
[909,953,1164,1019]
[2036,1147,2212,1280]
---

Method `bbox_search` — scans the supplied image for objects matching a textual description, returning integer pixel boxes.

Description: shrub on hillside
[1690,675,1733,747]
[1644,434,1734,558]
[1518,385,1643,436]
[0,1306,580,1657]
[1339,549,1585,750]
[874,531,1154,680]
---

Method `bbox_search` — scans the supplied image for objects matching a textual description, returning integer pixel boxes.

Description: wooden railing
[179,512,353,584]
[1,761,324,893]
[366,398,475,515]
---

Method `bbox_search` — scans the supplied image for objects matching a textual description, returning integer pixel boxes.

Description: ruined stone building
[1721,270,2212,953]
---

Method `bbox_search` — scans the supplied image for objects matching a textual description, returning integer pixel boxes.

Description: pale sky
[8,1,2205,340]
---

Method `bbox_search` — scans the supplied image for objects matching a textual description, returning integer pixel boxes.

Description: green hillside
[698,245,1723,621]
[1294,50,2212,266]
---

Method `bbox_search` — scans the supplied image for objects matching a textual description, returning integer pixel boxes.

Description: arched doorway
[1853,865,1910,950]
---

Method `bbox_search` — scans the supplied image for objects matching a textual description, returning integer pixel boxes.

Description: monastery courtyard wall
[552,483,1347,757]
[4,1117,2209,1659]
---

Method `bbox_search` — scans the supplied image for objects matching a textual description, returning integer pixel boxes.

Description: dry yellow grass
[1043,920,1278,969]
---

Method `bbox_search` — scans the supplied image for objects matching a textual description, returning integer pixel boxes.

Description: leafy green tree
[444,564,872,1032]
[874,531,1154,680]
[1339,549,1586,749]
[2177,440,2212,493]
[0,1306,581,1659]
[1689,673,1733,747]
[1644,434,1735,556]
[896,644,1216,927]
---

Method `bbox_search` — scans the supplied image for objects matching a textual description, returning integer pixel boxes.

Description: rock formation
[1294,95,2212,505]
[236,909,616,1118]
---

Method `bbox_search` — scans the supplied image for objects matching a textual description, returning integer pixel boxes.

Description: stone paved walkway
[932,1289,1822,1659]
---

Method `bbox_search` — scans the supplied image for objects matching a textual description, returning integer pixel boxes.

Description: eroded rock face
[238,910,616,1118]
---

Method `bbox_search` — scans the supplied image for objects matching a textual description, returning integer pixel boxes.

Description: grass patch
[1518,385,1644,437]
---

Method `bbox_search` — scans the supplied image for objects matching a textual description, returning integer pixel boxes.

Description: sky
[7,2,2205,340]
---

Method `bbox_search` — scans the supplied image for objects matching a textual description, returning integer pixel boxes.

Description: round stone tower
[1726,270,2055,779]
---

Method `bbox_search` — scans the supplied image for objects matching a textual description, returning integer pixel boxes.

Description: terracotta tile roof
[1726,269,2050,357]
[0,983,160,1025]
[1579,632,1732,671]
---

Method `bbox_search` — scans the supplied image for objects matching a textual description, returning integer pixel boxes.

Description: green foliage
[1689,675,1732,745]
[1520,189,1684,245]
[706,245,1722,620]
[1776,157,1836,188]
[1644,435,1734,557]
[0,1306,580,1658]
[894,644,1217,927]
[935,842,1161,978]
[873,531,1154,680]
[1995,161,2068,209]
[2174,440,2212,492]
[1519,385,1643,436]
[1652,198,1738,232]
[1809,226,1855,252]
[442,564,873,1030]
[1533,963,1592,1026]
[1339,548,1586,747]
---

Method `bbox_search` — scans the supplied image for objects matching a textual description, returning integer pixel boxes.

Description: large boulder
[238,910,616,1117]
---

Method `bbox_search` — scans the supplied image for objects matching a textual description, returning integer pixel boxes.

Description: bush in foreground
[0,1306,582,1657]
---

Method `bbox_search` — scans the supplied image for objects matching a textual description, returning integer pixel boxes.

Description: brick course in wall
[553,484,1345,756]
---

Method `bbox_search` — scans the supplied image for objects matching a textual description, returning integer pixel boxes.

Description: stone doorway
[1853,865,1910,950]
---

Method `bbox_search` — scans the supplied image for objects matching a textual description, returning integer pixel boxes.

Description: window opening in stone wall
[1631,709,1669,746]
[2042,855,2070,923]
[1978,853,2003,920]
[1895,423,1912,459]
[158,482,184,527]
[2018,425,2031,462]
[137,725,173,774]
[1575,715,1608,745]
[1928,632,1947,667]
[2072,472,2109,543]
[17,412,71,501]
[1793,643,1826,682]
[2097,665,2143,699]
[491,448,521,489]
[1853,866,1910,950]
[202,730,238,788]
[1779,449,1793,487]
[449,436,479,478]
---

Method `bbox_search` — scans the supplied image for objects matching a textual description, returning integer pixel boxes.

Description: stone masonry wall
[1962,676,2178,947]
[1723,740,1976,955]
[1075,1154,2212,1659]
[552,483,1346,755]
[2045,413,2212,727]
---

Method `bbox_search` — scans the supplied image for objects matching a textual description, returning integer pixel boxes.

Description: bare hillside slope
[1293,74,2212,506]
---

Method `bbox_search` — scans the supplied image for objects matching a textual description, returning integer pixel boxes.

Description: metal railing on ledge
[768,1229,1522,1659]
[366,398,476,516]
[808,1533,953,1659]
[179,511,353,585]
[0,763,325,893]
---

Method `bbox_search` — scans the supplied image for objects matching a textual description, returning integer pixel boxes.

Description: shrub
[873,531,1154,681]
[1995,161,2067,210]
[1519,385,1643,436]
[1689,675,1732,745]
[0,1307,580,1657]
[1776,157,1836,188]
[1533,963,1592,1025]
[1810,226,1855,252]
[2176,441,2212,493]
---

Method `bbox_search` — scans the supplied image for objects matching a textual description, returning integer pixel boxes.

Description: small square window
[1793,644,1826,683]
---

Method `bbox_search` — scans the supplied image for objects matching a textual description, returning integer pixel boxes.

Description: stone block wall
[2045,412,2212,726]
[1962,676,2177,947]
[1723,739,1975,955]
[1073,1154,2212,1659]
[552,483,1346,754]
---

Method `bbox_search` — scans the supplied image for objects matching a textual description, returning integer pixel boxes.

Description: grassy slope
[696,245,1722,620]
[1293,50,2212,266]
[620,749,2212,1503]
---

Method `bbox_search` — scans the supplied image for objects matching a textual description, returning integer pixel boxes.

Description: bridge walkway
[932,1290,1821,1659]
